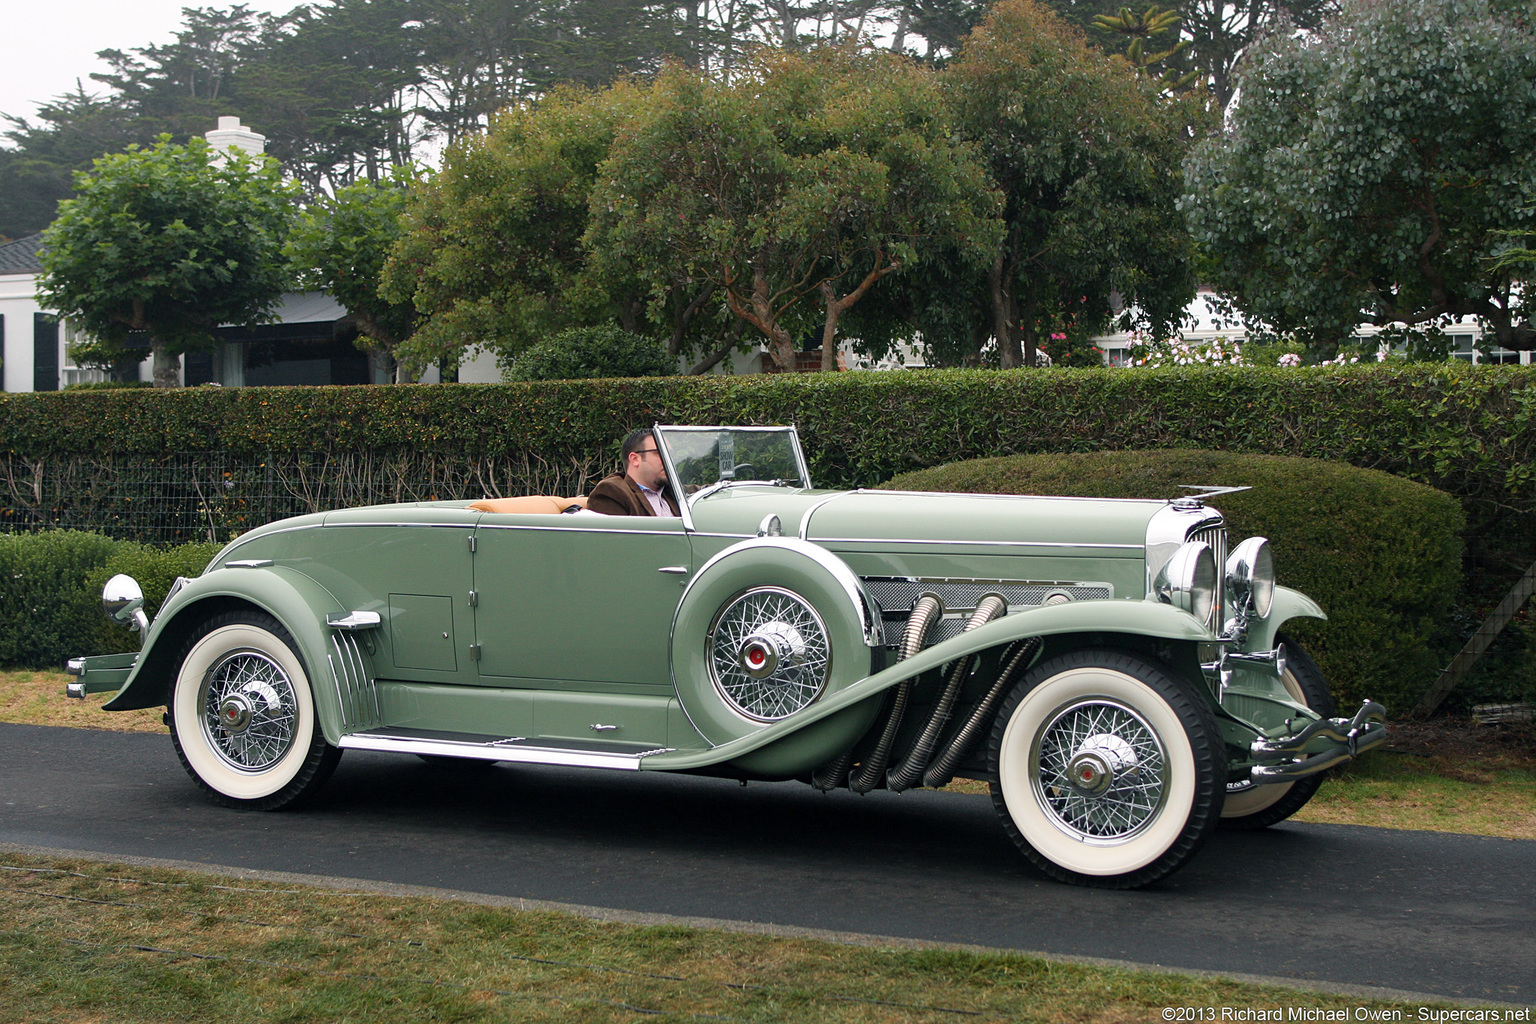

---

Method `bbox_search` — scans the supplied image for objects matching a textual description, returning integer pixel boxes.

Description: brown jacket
[587,472,680,517]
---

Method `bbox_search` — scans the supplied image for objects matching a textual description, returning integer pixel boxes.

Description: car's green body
[68,425,1385,887]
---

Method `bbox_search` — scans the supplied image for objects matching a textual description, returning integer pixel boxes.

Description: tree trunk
[819,280,841,372]
[151,340,180,389]
[989,257,1023,368]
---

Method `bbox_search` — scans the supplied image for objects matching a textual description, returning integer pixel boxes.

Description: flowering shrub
[1124,331,1246,367]
[1277,353,1303,367]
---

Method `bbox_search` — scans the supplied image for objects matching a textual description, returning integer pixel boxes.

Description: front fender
[102,566,355,743]
[1244,585,1327,653]
[642,597,1214,771]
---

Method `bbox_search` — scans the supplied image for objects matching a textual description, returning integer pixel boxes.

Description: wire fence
[0,449,614,545]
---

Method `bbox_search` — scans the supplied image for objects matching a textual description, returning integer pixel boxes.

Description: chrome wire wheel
[199,648,299,772]
[707,586,830,721]
[1032,698,1167,843]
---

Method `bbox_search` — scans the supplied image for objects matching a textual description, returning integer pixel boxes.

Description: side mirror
[103,574,150,636]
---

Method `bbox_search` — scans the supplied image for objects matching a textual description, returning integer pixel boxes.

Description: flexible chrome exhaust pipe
[847,595,943,794]
[887,596,1006,793]
[922,636,1040,788]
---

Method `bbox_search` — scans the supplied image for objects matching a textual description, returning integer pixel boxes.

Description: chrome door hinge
[467,590,478,607]
[469,644,482,661]
[467,535,477,553]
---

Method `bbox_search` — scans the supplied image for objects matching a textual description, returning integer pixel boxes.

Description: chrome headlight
[1225,537,1275,620]
[1154,541,1217,627]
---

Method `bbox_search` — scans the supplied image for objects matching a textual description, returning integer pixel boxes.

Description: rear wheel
[989,649,1225,888]
[1220,636,1334,829]
[169,610,339,810]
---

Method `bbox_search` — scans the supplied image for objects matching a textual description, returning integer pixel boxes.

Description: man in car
[587,428,680,516]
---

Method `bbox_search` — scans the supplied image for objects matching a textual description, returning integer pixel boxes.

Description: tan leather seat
[467,495,588,514]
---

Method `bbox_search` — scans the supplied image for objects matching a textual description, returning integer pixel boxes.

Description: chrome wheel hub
[1065,734,1139,796]
[1033,699,1167,842]
[200,650,298,772]
[737,621,806,679]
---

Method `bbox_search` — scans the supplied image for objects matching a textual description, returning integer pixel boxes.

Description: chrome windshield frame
[652,424,811,532]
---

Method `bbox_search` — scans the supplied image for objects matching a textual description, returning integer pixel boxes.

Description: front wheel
[169,610,340,810]
[989,649,1226,888]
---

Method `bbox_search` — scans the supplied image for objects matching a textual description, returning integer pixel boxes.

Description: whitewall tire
[169,611,339,809]
[989,649,1225,888]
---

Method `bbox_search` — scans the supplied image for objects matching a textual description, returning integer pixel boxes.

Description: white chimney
[205,116,266,166]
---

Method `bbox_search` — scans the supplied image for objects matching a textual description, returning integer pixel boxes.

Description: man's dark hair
[621,428,655,461]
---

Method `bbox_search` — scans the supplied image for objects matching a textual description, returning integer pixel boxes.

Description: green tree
[1183,0,1536,356]
[39,136,297,388]
[287,170,420,382]
[0,87,148,239]
[946,0,1197,368]
[381,83,650,372]
[588,47,1001,371]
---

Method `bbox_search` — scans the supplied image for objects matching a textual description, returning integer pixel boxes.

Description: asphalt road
[3,722,1532,1004]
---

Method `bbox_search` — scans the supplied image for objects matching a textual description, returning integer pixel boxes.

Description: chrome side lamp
[102,574,150,639]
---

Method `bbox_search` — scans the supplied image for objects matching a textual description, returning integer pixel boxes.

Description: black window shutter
[33,314,59,391]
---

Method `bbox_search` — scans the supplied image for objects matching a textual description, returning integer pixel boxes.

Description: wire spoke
[200,649,299,771]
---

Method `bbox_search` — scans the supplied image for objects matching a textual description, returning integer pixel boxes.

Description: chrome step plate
[337,726,671,769]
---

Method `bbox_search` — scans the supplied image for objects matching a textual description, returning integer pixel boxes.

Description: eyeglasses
[635,448,662,458]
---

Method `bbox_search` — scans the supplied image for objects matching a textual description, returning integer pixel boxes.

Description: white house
[1092,290,1529,367]
[1,117,503,391]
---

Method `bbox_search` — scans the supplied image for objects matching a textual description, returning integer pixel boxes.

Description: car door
[470,514,692,691]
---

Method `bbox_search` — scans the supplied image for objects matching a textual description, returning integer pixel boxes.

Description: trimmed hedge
[883,450,1466,715]
[0,533,219,668]
[2,365,1533,523]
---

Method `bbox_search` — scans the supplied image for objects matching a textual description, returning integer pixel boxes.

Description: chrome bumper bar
[1248,700,1387,784]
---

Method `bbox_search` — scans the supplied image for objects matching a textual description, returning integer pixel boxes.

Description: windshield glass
[654,426,810,496]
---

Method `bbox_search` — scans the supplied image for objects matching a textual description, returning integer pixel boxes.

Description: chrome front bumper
[1247,700,1388,784]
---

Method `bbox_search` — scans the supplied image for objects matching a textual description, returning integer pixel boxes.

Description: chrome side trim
[327,610,383,630]
[337,732,670,769]
[224,559,274,569]
[474,523,691,537]
[823,537,1143,552]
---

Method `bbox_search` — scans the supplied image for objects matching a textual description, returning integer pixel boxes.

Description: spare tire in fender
[671,537,880,748]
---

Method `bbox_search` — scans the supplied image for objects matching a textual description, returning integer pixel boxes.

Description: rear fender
[102,567,363,744]
[643,597,1215,771]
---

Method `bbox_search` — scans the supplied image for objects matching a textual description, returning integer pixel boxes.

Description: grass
[0,851,1474,1023]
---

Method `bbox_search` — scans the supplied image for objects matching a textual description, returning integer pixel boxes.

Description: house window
[61,322,112,386]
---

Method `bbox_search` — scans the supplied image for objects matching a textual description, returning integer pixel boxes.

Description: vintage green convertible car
[67,425,1385,888]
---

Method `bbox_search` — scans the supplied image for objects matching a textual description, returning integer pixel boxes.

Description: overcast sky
[2,0,299,127]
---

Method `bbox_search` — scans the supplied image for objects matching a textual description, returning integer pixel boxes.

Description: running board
[337,726,671,770]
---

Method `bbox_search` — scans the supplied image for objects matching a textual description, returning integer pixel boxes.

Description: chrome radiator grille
[1189,523,1228,625]
[862,576,1113,648]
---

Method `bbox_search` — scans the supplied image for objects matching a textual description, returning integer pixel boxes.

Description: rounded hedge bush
[504,326,675,381]
[882,450,1466,715]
